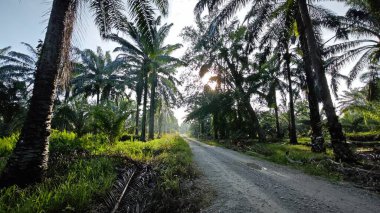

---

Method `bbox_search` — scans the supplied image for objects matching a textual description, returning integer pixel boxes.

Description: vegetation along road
[185,137,380,213]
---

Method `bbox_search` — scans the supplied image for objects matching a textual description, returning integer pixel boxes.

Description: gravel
[186,138,380,213]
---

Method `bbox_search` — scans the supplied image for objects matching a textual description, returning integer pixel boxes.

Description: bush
[0,134,18,157]
[346,131,380,141]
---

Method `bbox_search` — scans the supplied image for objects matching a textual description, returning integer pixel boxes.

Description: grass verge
[196,138,342,181]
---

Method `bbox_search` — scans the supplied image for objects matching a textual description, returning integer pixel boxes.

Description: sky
[0,0,358,125]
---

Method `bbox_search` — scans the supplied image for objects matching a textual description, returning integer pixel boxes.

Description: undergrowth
[0,131,197,212]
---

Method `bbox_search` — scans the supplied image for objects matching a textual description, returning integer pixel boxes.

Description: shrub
[0,134,18,157]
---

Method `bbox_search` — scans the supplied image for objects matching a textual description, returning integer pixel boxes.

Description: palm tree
[51,101,90,136]
[338,88,380,129]
[0,43,41,136]
[91,101,133,143]
[1,0,169,187]
[146,21,183,140]
[182,16,266,141]
[148,64,183,140]
[109,18,183,141]
[324,6,380,93]
[361,64,380,101]
[108,21,154,141]
[297,0,355,162]
[71,47,130,105]
[255,56,289,139]
[346,0,380,23]
[194,0,355,160]
[0,42,39,91]
[153,62,183,137]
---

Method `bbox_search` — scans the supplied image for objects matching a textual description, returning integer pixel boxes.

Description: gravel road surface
[185,137,380,213]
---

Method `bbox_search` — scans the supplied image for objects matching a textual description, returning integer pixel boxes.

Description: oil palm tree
[324,6,380,90]
[0,43,39,91]
[143,18,184,140]
[346,0,380,23]
[71,47,130,105]
[182,16,266,141]
[149,59,183,139]
[91,101,133,143]
[194,0,355,161]
[297,0,355,162]
[51,101,90,136]
[361,64,380,101]
[109,17,183,141]
[0,44,41,136]
[108,20,154,141]
[245,0,343,151]
[1,0,169,187]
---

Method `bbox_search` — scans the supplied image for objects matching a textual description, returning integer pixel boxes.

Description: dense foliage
[1,0,380,210]
[181,0,380,160]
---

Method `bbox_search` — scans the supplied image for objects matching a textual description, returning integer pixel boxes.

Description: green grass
[0,132,195,212]
[245,143,341,181]
[0,134,18,157]
[198,138,342,181]
[346,130,380,141]
[104,135,195,193]
[0,157,117,213]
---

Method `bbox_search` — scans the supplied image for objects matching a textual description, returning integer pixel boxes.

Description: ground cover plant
[0,133,200,212]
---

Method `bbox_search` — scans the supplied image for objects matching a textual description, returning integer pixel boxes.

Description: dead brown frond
[57,0,78,90]
[104,163,156,213]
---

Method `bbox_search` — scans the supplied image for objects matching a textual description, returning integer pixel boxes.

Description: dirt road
[185,137,380,213]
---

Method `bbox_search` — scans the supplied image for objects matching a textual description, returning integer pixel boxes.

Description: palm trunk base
[311,136,325,153]
[328,116,356,162]
[331,141,356,163]
[0,142,48,188]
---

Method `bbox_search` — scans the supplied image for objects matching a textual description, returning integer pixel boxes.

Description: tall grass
[0,132,195,212]
[0,158,116,212]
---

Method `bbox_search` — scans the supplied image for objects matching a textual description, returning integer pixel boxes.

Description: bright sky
[0,0,359,125]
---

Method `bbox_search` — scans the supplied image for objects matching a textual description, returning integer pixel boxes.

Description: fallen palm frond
[105,163,156,213]
[108,168,136,213]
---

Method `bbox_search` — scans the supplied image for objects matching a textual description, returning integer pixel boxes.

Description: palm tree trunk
[284,49,298,144]
[274,93,281,138]
[96,89,100,105]
[243,95,265,141]
[64,87,70,103]
[368,78,377,101]
[135,92,142,136]
[135,103,140,136]
[148,73,157,140]
[297,0,355,162]
[223,56,266,142]
[213,113,219,140]
[0,0,73,187]
[158,112,163,138]
[296,11,325,152]
[140,76,148,142]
